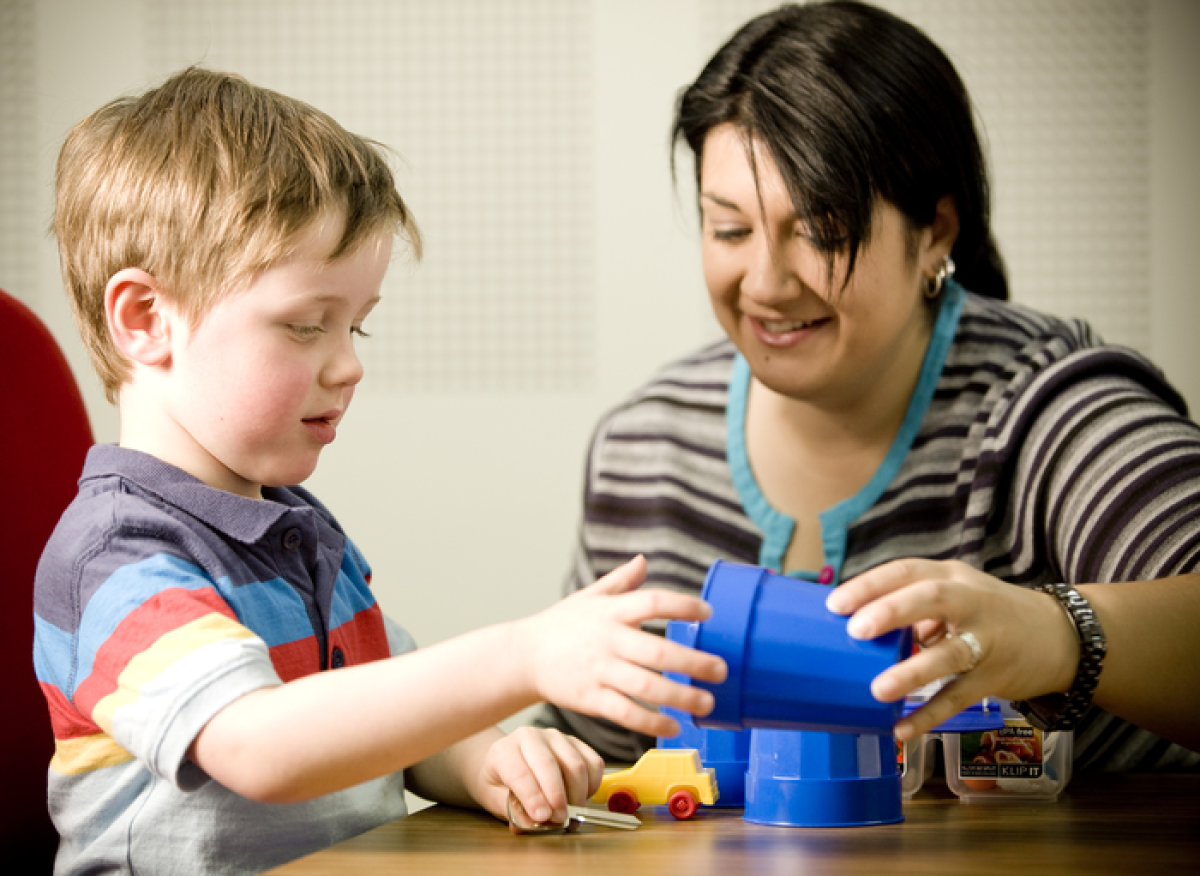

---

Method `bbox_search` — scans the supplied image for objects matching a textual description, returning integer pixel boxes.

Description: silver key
[564,804,641,830]
[507,794,641,834]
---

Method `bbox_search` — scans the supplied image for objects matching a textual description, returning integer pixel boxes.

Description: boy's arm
[404,725,604,823]
[188,556,724,807]
[404,727,508,811]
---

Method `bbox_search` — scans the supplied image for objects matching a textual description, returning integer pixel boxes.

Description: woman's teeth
[762,318,817,333]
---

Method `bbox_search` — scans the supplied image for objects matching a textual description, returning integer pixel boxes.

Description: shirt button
[330,646,345,668]
[818,565,835,585]
[282,528,302,550]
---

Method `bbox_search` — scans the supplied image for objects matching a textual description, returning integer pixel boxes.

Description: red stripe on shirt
[328,603,390,666]
[73,587,239,715]
[268,636,321,682]
[42,681,103,741]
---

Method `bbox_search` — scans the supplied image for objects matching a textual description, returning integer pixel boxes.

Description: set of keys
[507,793,641,834]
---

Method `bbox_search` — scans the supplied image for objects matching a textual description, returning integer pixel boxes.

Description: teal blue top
[725,281,966,584]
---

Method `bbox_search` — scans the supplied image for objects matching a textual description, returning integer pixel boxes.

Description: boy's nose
[324,337,365,387]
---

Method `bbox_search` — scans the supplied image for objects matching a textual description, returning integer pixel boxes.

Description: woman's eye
[712,227,750,242]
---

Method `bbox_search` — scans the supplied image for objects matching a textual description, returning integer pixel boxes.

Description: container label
[958,722,1044,780]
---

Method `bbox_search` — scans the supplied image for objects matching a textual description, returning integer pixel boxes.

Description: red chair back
[0,288,93,871]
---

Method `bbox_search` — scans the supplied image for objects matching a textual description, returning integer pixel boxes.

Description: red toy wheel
[607,790,639,814]
[667,789,698,820]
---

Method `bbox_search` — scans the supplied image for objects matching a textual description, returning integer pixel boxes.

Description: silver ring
[955,630,983,672]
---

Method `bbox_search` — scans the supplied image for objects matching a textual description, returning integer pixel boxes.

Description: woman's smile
[750,315,833,347]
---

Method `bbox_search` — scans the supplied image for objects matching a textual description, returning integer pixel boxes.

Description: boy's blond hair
[53,67,421,402]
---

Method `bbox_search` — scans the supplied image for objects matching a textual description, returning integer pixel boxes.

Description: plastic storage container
[899,734,936,799]
[899,699,1006,799]
[899,684,1008,799]
[943,700,1072,802]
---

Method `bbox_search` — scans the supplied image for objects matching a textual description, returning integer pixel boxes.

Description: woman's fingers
[892,675,982,740]
[846,577,962,640]
[871,631,988,702]
[827,558,941,614]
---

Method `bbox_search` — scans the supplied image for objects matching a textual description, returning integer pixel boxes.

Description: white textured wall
[3,1,1197,664]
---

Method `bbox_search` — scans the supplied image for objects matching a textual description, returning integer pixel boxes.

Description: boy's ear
[105,268,175,368]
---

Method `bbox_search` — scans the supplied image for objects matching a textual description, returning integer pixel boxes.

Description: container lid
[903,697,1006,733]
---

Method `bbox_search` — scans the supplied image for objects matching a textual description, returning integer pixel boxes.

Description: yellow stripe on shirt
[51,733,136,775]
[92,612,259,735]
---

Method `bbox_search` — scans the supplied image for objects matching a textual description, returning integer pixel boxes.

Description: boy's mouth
[303,411,341,445]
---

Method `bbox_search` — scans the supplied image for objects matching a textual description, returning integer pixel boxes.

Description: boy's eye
[351,325,371,339]
[288,325,325,339]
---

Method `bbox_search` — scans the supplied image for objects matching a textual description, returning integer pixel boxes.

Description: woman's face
[699,124,951,410]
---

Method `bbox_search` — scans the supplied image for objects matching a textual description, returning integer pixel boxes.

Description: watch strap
[1012,582,1107,732]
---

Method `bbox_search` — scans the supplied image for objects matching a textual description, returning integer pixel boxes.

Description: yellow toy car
[591,748,719,819]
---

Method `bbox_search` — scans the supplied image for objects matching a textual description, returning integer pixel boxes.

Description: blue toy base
[743,774,904,827]
[707,762,747,807]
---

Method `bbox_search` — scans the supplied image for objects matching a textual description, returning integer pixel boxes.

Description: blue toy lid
[903,698,1006,733]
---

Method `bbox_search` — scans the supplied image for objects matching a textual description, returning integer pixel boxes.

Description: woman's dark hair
[673,0,1008,299]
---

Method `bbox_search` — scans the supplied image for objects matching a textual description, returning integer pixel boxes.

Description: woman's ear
[105,268,174,368]
[928,194,961,265]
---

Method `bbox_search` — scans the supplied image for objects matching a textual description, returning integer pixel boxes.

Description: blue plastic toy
[659,622,750,807]
[676,560,914,827]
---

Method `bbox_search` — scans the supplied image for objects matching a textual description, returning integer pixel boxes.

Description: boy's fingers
[499,762,555,824]
[515,733,575,821]
[610,589,712,626]
[565,736,606,797]
[585,688,679,739]
[586,555,647,597]
[539,730,597,807]
[613,625,726,684]
[601,659,716,718]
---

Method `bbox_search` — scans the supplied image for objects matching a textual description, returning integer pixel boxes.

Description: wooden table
[268,774,1200,875]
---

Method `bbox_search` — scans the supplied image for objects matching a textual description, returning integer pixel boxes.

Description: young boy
[34,68,725,875]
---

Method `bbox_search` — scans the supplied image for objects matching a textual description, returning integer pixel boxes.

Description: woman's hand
[514,556,728,739]
[826,559,1079,740]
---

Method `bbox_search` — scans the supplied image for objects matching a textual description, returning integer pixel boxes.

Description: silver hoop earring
[924,255,956,300]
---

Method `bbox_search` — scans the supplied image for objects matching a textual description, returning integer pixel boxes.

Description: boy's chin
[257,459,321,489]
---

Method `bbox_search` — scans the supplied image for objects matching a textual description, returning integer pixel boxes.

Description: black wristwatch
[1012,582,1107,733]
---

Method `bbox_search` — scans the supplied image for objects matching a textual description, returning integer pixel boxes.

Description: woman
[540,0,1200,769]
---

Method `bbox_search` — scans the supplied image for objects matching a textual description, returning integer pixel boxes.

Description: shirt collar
[81,443,303,544]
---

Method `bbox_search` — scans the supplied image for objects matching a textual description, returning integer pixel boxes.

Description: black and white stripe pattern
[541,294,1200,770]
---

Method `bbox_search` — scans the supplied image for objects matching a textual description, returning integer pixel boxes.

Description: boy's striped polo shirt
[33,444,413,874]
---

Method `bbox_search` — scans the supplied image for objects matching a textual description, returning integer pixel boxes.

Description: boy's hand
[515,556,727,738]
[473,726,604,826]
